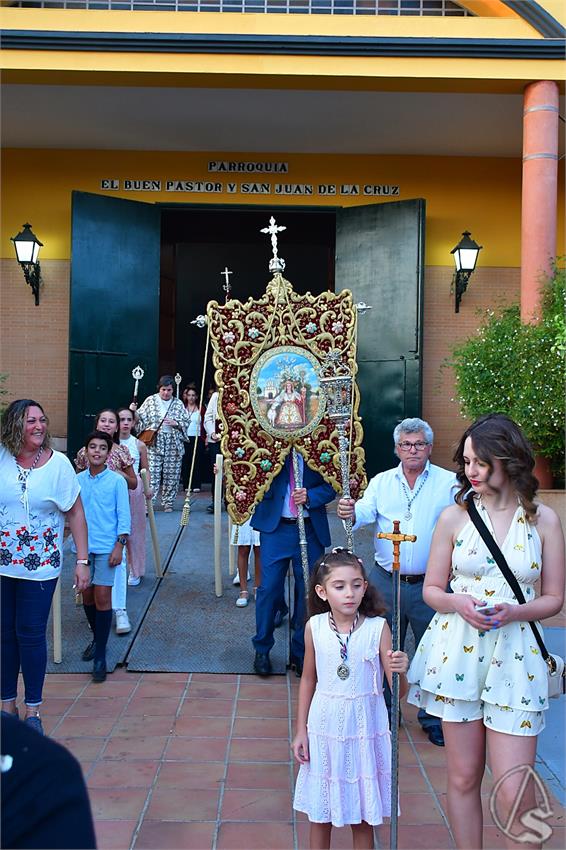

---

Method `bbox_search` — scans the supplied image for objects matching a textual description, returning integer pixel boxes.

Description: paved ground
[17,491,566,849]
[33,672,566,850]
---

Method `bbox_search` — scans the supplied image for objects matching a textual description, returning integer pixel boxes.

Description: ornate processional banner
[207,223,366,525]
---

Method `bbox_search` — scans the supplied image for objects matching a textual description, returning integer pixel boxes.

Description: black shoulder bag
[466,493,565,698]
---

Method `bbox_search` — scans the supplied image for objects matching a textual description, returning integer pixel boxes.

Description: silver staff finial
[221,267,233,302]
[190,314,207,328]
[261,216,286,272]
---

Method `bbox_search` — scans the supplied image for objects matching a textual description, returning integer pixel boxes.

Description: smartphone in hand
[476,602,498,616]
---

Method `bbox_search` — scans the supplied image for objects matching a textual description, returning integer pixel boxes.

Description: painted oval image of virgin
[251,346,325,439]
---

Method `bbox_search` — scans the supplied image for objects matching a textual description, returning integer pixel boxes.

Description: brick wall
[422,265,520,470]
[0,259,71,438]
[1,259,520,464]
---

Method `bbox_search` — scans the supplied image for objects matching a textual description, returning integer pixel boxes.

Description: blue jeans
[1,575,58,706]
[253,519,324,661]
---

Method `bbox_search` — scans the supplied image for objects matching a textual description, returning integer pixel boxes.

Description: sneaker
[115,609,131,634]
[192,488,201,493]
[128,575,141,587]
[236,591,249,608]
[24,714,44,735]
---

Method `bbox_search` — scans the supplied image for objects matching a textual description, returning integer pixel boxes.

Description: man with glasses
[337,417,456,746]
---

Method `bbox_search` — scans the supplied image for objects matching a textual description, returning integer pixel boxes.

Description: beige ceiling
[4,84,564,156]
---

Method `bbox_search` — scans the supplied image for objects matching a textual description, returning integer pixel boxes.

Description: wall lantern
[11,223,43,306]
[451,230,482,313]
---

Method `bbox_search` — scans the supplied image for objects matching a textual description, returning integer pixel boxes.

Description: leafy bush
[451,261,565,479]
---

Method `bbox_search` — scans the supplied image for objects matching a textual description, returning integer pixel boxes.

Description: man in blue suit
[251,452,336,677]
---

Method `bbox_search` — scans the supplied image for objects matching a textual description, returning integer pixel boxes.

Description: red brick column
[521,80,559,321]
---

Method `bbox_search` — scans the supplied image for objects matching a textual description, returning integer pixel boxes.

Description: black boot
[82,639,96,662]
[92,659,107,683]
[253,652,272,677]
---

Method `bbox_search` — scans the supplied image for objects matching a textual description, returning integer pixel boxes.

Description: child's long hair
[308,548,386,618]
[94,409,120,444]
[117,406,137,437]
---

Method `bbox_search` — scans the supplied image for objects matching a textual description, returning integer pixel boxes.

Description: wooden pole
[52,579,62,663]
[141,469,162,578]
[214,453,224,597]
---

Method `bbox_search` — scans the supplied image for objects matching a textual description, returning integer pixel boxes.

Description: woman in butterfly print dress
[407,414,564,850]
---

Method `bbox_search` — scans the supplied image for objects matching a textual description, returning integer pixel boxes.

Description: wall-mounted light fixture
[451,231,482,313]
[11,223,43,306]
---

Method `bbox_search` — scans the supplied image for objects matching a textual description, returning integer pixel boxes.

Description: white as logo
[489,764,553,844]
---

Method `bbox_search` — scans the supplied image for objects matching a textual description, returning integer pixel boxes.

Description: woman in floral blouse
[0,399,89,734]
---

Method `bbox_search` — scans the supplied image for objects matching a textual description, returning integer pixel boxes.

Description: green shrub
[450,261,565,479]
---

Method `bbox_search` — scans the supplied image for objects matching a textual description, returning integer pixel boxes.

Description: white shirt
[204,392,219,441]
[185,408,201,438]
[157,396,173,434]
[0,447,80,581]
[120,435,141,472]
[353,461,457,575]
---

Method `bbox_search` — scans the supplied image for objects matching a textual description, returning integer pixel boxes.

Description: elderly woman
[131,375,191,512]
[0,399,89,734]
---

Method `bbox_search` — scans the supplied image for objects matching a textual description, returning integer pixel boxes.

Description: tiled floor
[22,670,563,849]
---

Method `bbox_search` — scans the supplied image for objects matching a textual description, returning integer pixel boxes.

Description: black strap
[465,494,550,665]
[153,399,173,437]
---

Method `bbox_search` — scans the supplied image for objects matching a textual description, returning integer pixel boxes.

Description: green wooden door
[68,191,161,461]
[335,199,425,479]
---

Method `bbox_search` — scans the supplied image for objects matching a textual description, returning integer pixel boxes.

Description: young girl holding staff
[117,407,152,585]
[293,548,409,850]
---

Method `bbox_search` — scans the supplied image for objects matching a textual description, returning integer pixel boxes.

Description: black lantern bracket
[21,262,42,306]
[11,223,44,306]
[453,268,473,314]
[450,230,482,313]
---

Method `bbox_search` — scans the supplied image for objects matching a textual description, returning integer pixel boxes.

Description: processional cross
[377,520,417,850]
[261,216,286,271]
[221,267,232,303]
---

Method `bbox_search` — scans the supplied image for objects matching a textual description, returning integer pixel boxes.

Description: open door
[68,191,161,460]
[335,199,425,478]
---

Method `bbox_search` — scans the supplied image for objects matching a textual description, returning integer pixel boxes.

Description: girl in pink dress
[293,549,409,850]
[118,407,152,584]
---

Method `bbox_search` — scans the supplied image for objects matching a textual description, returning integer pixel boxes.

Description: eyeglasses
[398,441,429,452]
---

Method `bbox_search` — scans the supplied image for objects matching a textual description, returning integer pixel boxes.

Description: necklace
[400,469,429,521]
[15,446,44,507]
[329,610,359,680]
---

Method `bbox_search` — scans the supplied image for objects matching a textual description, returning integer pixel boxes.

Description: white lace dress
[293,613,392,827]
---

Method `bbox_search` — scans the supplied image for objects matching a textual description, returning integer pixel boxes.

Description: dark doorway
[67,194,424,478]
[159,207,337,399]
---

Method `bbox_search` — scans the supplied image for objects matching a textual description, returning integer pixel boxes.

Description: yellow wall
[0,8,538,40]
[4,149,564,266]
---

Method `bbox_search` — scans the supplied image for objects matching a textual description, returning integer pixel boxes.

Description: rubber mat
[46,503,186,673]
[125,506,291,674]
[125,504,378,675]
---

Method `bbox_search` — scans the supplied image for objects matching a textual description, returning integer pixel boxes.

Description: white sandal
[236,591,249,608]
